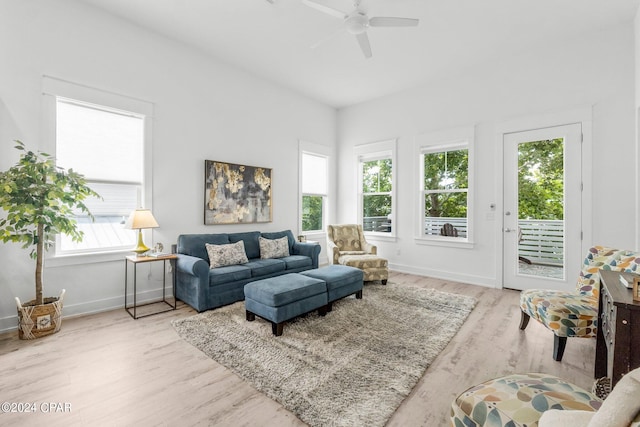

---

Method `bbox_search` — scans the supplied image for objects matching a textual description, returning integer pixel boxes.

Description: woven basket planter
[15,289,66,340]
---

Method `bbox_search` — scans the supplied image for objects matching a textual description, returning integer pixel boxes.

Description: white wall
[337,25,636,288]
[635,7,640,251]
[0,0,336,331]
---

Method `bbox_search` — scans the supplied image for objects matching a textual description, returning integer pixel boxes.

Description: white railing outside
[518,219,564,266]
[364,216,564,266]
[424,217,468,237]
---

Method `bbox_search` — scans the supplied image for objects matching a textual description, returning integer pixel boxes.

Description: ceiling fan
[302,0,419,58]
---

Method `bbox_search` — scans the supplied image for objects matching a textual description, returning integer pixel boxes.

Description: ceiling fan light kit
[302,0,419,58]
[345,12,368,34]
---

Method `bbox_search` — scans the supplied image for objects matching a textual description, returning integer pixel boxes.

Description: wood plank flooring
[0,271,596,426]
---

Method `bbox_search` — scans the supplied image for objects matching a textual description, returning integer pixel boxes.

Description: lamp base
[132,229,150,255]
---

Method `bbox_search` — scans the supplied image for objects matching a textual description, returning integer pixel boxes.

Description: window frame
[415,128,474,248]
[42,76,154,265]
[355,139,397,241]
[298,141,331,238]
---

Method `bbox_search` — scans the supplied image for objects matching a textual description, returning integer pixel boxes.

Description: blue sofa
[175,230,321,312]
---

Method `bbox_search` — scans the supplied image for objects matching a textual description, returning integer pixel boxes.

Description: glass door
[503,123,582,291]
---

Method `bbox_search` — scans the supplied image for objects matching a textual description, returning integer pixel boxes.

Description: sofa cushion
[245,258,286,277]
[229,231,261,259]
[209,264,252,286]
[281,255,312,270]
[178,233,230,261]
[206,241,249,268]
[259,236,290,259]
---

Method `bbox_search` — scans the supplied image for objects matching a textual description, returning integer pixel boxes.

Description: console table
[595,270,640,387]
[124,254,178,319]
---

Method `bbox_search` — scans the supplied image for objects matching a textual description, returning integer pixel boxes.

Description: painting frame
[204,160,272,225]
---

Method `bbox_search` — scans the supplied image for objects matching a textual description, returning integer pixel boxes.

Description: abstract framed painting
[204,160,272,225]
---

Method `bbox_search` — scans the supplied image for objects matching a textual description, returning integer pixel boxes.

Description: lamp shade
[124,209,159,230]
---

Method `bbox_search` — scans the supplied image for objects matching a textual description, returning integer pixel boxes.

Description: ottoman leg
[272,322,284,336]
[326,302,333,312]
[355,290,363,299]
[246,311,255,321]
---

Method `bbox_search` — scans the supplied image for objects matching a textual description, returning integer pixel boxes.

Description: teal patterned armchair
[519,245,640,361]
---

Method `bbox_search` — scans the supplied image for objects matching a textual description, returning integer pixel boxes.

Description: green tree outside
[518,139,564,220]
[362,159,392,219]
[423,149,468,218]
[302,195,323,231]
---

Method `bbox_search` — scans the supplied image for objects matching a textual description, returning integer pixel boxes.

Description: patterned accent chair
[450,369,640,427]
[450,373,602,427]
[520,246,640,362]
[326,224,388,284]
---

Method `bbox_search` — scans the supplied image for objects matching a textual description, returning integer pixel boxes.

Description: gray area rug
[172,283,476,427]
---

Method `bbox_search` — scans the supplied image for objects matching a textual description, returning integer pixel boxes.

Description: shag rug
[172,282,476,427]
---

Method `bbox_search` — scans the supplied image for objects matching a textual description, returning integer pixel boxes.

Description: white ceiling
[79,0,638,109]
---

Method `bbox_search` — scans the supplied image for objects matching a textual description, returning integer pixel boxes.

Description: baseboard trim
[389,262,498,288]
[0,287,173,334]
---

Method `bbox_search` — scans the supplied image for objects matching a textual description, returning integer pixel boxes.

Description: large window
[356,139,396,236]
[417,127,473,243]
[43,77,152,257]
[421,146,468,238]
[300,151,328,233]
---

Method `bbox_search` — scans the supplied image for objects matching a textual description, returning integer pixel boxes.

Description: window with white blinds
[54,98,145,254]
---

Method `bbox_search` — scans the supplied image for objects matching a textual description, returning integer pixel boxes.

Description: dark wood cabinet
[595,270,640,387]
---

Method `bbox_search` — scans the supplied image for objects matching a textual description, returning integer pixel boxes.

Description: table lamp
[124,208,159,255]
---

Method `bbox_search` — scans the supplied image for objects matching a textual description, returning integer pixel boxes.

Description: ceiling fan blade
[302,0,347,20]
[355,32,372,58]
[369,17,419,27]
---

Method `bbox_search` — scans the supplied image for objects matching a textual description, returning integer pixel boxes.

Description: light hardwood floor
[0,271,596,426]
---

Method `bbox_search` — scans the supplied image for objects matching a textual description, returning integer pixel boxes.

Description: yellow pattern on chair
[327,224,388,284]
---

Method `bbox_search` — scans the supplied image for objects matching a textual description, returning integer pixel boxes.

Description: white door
[503,123,582,291]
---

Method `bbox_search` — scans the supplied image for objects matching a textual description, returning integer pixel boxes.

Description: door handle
[504,228,516,232]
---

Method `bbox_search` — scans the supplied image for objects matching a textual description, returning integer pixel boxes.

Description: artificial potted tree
[0,140,99,339]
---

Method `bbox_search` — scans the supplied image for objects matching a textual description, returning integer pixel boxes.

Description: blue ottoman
[300,265,364,311]
[244,273,328,336]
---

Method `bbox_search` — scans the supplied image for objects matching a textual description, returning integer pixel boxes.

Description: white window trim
[41,76,154,266]
[298,141,332,238]
[355,139,397,241]
[415,127,474,248]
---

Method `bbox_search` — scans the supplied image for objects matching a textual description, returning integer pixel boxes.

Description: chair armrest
[292,242,321,268]
[327,240,340,264]
[176,254,209,278]
[364,242,377,255]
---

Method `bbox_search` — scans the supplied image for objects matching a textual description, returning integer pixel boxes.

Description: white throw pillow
[205,241,249,269]
[587,368,640,427]
[259,236,290,259]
